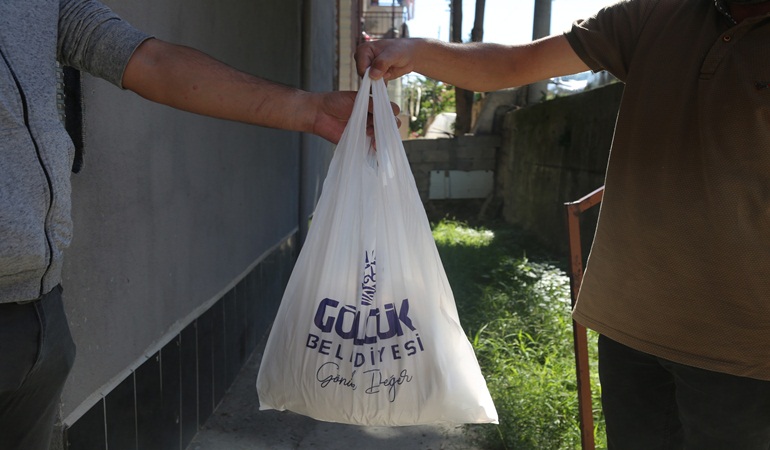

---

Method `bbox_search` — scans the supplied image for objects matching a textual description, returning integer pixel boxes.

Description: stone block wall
[404,135,500,202]
[496,83,624,254]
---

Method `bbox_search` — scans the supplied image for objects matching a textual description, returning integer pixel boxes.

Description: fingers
[390,101,401,116]
[361,98,399,117]
[355,39,417,81]
[313,88,399,142]
[364,109,402,138]
[367,47,398,80]
[369,56,391,80]
[354,42,379,79]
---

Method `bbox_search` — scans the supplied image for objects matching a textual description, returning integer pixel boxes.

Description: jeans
[0,285,76,450]
[599,334,770,450]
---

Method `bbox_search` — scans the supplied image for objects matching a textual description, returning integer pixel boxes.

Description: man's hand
[355,38,423,81]
[306,91,356,144]
[309,91,401,144]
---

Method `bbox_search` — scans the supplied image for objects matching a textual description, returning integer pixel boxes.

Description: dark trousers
[599,334,770,450]
[0,286,76,450]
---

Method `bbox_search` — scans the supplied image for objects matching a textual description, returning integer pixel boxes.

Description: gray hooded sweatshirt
[0,0,149,302]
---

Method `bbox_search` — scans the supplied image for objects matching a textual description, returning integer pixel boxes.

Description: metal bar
[362,10,407,39]
[565,185,605,213]
[564,185,604,450]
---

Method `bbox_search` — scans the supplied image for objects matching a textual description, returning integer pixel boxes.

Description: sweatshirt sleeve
[58,0,152,88]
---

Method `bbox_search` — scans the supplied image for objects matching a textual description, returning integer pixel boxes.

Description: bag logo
[360,251,376,306]
[312,297,417,343]
[304,251,424,402]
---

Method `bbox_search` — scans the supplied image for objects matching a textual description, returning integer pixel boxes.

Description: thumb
[368,65,385,80]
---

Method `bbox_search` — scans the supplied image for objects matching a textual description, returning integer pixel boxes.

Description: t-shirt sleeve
[563,0,659,82]
[57,0,152,88]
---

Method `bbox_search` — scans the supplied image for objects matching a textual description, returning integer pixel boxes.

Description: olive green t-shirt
[565,0,770,381]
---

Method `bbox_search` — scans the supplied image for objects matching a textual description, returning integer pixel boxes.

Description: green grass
[432,220,606,450]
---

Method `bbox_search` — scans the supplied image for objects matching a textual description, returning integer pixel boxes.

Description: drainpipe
[298,0,312,251]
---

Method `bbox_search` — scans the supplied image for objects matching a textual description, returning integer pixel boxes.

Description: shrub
[433,220,606,449]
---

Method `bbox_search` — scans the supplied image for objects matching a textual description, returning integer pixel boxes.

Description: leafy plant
[403,75,456,137]
[433,220,606,449]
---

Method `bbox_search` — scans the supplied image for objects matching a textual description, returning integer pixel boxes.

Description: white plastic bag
[256,71,498,426]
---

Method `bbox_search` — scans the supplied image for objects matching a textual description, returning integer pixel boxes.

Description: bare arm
[123,38,357,144]
[356,35,590,92]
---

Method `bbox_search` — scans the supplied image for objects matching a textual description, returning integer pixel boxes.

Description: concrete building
[338,0,411,109]
[59,1,339,448]
[53,1,420,448]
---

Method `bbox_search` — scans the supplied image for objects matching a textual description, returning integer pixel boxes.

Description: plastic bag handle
[334,68,400,183]
[370,74,397,182]
[339,69,373,155]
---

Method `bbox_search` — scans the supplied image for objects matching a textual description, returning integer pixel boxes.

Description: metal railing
[564,185,605,450]
[362,10,408,40]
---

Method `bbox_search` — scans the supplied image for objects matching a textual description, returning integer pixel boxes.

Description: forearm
[416,40,545,91]
[122,38,317,133]
[366,35,589,92]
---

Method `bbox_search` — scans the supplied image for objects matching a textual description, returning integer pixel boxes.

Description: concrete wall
[300,1,338,241]
[496,83,624,254]
[404,135,500,202]
[58,1,336,448]
[338,0,359,92]
[402,84,621,254]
